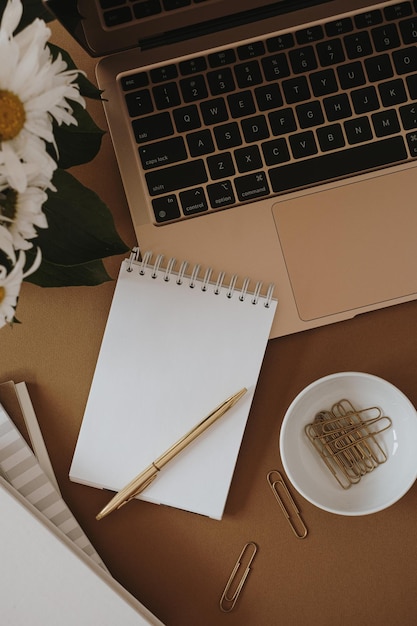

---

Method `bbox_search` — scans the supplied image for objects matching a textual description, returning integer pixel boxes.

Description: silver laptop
[46,0,417,338]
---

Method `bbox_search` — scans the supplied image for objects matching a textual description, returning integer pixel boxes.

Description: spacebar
[269,137,407,193]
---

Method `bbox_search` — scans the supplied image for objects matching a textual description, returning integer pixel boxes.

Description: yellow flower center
[0,90,26,141]
[0,286,5,304]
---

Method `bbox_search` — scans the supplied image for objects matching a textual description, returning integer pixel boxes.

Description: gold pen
[96,387,247,520]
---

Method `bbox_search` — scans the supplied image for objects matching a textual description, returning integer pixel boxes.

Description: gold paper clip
[219,542,258,612]
[267,470,308,539]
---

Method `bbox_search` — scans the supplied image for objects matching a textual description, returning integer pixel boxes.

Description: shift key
[146,160,208,196]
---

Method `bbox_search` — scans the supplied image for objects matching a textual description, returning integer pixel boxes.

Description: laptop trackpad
[272,168,417,321]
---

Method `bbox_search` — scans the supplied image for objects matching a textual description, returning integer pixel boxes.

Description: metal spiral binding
[127,249,275,306]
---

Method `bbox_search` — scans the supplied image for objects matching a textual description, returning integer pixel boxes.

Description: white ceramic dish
[279,372,417,516]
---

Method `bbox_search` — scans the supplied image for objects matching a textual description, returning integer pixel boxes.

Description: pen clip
[267,470,308,539]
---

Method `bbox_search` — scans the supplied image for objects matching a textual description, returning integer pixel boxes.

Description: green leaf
[52,103,105,169]
[36,169,128,264]
[24,169,129,287]
[25,255,112,287]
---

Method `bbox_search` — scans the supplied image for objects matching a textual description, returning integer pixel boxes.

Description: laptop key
[207,152,235,179]
[153,82,181,109]
[163,0,191,9]
[344,31,373,59]
[235,171,270,201]
[214,122,242,149]
[354,9,383,29]
[125,89,153,117]
[344,116,373,144]
[261,54,291,81]
[173,104,201,132]
[406,131,417,156]
[295,100,324,128]
[241,115,269,142]
[100,0,126,7]
[146,160,208,195]
[371,109,401,137]
[234,145,263,173]
[351,85,379,114]
[103,7,132,27]
[150,65,178,83]
[289,131,318,158]
[133,0,162,19]
[378,78,408,105]
[266,33,294,52]
[234,61,263,88]
[152,194,181,223]
[282,76,310,103]
[316,39,345,66]
[121,72,149,91]
[269,137,407,193]
[371,24,401,51]
[132,111,174,143]
[255,84,283,111]
[207,68,235,95]
[139,136,187,169]
[200,98,229,125]
[310,68,338,96]
[323,93,352,121]
[180,75,208,102]
[400,102,417,128]
[179,57,207,75]
[296,25,324,44]
[179,188,208,216]
[337,61,366,89]
[384,3,413,20]
[228,91,256,118]
[400,17,417,44]
[186,129,215,156]
[269,108,297,135]
[208,49,236,68]
[237,42,265,60]
[289,46,318,73]
[261,138,291,165]
[325,17,353,36]
[406,73,417,98]
[393,47,417,74]
[317,124,345,151]
[365,54,394,81]
[207,181,235,209]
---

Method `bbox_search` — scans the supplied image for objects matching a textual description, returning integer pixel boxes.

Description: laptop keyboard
[119,1,417,223]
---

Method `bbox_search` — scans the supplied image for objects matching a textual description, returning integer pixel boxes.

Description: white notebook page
[70,253,277,519]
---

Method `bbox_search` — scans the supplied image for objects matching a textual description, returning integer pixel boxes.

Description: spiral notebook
[70,249,277,519]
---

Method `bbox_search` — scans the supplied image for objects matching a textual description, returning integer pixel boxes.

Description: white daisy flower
[0,0,85,192]
[0,224,41,328]
[0,221,14,259]
[0,170,49,250]
[0,131,57,194]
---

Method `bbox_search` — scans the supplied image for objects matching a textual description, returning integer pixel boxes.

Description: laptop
[45,0,417,338]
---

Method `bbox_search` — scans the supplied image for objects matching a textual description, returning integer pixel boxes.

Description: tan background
[1,20,417,626]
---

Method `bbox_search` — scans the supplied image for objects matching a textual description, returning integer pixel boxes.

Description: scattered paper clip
[267,470,308,539]
[219,542,258,612]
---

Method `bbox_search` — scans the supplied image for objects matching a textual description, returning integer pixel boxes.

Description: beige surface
[1,20,417,626]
